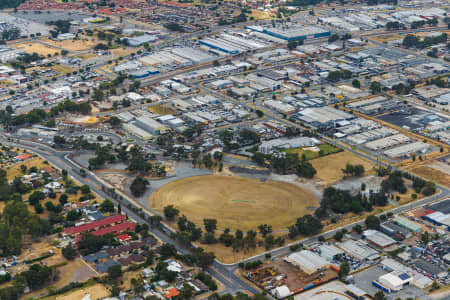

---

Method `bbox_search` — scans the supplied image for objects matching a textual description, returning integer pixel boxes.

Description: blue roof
[398,273,411,280]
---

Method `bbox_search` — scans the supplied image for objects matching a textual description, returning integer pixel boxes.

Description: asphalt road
[0,135,259,295]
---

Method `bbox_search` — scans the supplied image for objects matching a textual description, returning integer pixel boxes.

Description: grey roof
[84,250,110,263]
[95,259,120,273]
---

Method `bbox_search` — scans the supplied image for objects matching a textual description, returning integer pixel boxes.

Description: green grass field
[283,144,341,160]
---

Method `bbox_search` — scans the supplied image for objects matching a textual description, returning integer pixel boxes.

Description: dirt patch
[43,39,98,51]
[11,42,61,56]
[246,257,337,292]
[310,151,376,186]
[147,104,177,115]
[49,283,110,300]
[148,175,318,231]
[409,164,450,188]
[6,157,48,181]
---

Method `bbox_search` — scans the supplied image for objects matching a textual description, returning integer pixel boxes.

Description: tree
[130,176,149,197]
[204,219,217,233]
[80,184,90,194]
[296,161,316,178]
[421,231,429,244]
[62,243,77,260]
[374,291,387,300]
[402,34,420,48]
[365,215,380,229]
[67,209,81,221]
[352,79,361,88]
[108,116,121,127]
[22,264,54,290]
[163,205,179,221]
[194,248,215,269]
[258,224,273,237]
[328,33,340,43]
[338,262,350,280]
[353,224,362,234]
[370,81,381,94]
[422,181,436,196]
[28,190,46,205]
[342,163,364,177]
[100,199,115,213]
[287,40,297,50]
[334,231,344,242]
[107,265,122,280]
[59,193,68,205]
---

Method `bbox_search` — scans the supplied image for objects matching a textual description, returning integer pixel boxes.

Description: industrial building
[256,24,331,42]
[0,46,25,63]
[135,115,168,135]
[364,134,410,150]
[383,141,432,158]
[363,230,397,249]
[338,240,380,261]
[264,100,296,115]
[284,250,330,275]
[392,216,423,233]
[128,34,158,47]
[422,211,450,230]
[317,244,343,261]
[377,272,413,292]
[296,106,354,128]
[123,122,154,140]
[258,137,319,154]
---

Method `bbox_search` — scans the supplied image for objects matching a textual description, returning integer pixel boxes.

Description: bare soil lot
[310,151,376,186]
[409,162,450,188]
[43,39,98,51]
[148,175,318,231]
[11,42,60,56]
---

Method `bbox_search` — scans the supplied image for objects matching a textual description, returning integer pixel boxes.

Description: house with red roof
[63,214,126,236]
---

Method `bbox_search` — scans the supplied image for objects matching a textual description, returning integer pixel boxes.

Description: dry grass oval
[148,175,318,231]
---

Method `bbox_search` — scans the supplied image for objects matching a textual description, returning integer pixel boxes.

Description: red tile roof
[165,288,180,299]
[15,153,32,160]
[63,215,126,235]
[116,234,131,241]
[91,222,136,236]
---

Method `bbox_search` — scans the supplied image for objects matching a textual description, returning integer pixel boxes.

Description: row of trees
[253,152,317,179]
[402,33,448,49]
[1,27,21,41]
[0,100,91,128]
[315,187,388,218]
[0,264,55,300]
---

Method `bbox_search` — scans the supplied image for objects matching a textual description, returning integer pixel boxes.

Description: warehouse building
[433,92,450,106]
[338,240,380,261]
[318,244,343,261]
[128,34,158,47]
[383,141,432,158]
[392,216,423,233]
[258,24,331,41]
[296,106,355,128]
[264,100,296,115]
[422,211,450,230]
[363,230,396,249]
[364,134,410,150]
[258,137,319,154]
[123,122,153,141]
[135,115,168,135]
[199,39,240,54]
[284,250,330,275]
[378,272,412,292]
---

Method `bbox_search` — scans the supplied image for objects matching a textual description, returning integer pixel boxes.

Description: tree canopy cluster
[402,33,447,49]
[315,187,388,218]
[253,152,317,179]
[0,100,91,128]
